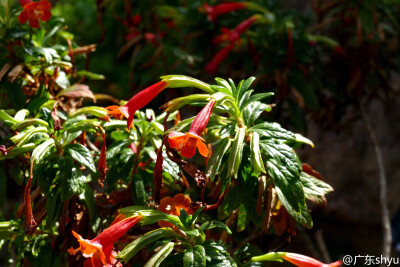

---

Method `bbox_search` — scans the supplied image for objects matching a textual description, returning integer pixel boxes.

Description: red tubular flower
[202,2,248,22]
[18,0,52,29]
[205,43,235,75]
[106,81,168,129]
[213,16,258,45]
[68,215,142,267]
[98,130,108,186]
[282,253,342,267]
[286,28,296,66]
[168,99,216,158]
[158,194,193,228]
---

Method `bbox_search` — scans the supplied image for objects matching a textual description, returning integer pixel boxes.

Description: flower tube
[202,2,248,22]
[168,98,216,158]
[106,81,168,129]
[68,215,142,267]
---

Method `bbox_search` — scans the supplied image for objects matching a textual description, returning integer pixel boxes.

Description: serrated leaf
[65,143,96,172]
[300,172,333,205]
[205,138,231,181]
[238,89,253,110]
[241,92,274,110]
[243,101,268,125]
[227,127,246,178]
[250,132,266,173]
[184,245,206,267]
[266,159,312,228]
[249,122,295,142]
[60,158,86,201]
[30,139,55,163]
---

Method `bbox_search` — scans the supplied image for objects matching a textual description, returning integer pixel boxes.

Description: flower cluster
[18,0,52,28]
[68,215,142,267]
[158,193,193,228]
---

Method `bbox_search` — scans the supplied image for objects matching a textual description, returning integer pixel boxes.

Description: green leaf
[79,185,100,232]
[65,143,96,172]
[164,116,194,134]
[294,133,314,148]
[11,118,49,131]
[300,172,333,205]
[227,127,246,178]
[267,159,312,228]
[27,81,50,115]
[206,138,231,181]
[161,75,214,94]
[161,94,210,113]
[118,207,185,229]
[203,240,237,267]
[218,187,241,220]
[117,228,179,263]
[184,245,206,267]
[238,89,254,110]
[249,122,295,142]
[131,169,147,205]
[243,101,268,125]
[144,242,175,267]
[60,158,86,201]
[68,106,107,118]
[250,132,266,173]
[0,110,18,126]
[236,203,248,232]
[214,78,232,94]
[241,92,274,110]
[260,141,312,227]
[30,139,55,163]
[198,221,232,235]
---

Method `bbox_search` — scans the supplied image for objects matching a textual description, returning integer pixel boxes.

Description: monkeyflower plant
[0,46,337,265]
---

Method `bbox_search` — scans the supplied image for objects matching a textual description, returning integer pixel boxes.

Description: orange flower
[282,253,342,267]
[106,81,168,129]
[18,0,52,29]
[68,215,142,267]
[158,193,193,228]
[168,99,216,158]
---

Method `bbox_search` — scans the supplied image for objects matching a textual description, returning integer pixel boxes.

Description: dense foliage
[0,0,398,266]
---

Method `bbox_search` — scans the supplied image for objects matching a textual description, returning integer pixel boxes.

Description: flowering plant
[7,0,400,266]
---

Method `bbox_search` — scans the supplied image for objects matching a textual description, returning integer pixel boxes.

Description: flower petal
[38,10,51,21]
[18,11,28,23]
[28,18,40,28]
[168,131,187,150]
[197,139,209,158]
[180,137,198,158]
[19,0,32,7]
